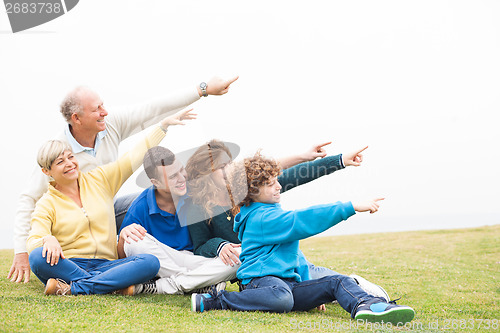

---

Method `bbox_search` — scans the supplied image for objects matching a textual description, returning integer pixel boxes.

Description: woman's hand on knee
[42,235,65,266]
[119,224,147,244]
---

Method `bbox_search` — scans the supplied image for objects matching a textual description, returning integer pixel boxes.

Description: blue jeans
[29,247,160,295]
[114,192,140,231]
[219,274,372,317]
[307,261,339,279]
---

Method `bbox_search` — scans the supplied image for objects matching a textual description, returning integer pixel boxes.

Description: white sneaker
[350,274,390,302]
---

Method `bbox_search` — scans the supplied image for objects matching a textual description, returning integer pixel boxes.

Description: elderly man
[8,76,239,283]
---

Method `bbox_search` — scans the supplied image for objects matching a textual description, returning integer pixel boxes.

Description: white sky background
[0,0,499,249]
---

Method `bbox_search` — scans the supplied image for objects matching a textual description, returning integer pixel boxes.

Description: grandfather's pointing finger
[227,76,239,85]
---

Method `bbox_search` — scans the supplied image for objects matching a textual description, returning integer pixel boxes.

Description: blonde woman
[27,109,196,295]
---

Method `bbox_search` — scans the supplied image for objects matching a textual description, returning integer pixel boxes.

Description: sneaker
[354,297,415,324]
[134,280,158,294]
[45,278,72,296]
[350,274,390,302]
[191,289,223,312]
[192,281,226,294]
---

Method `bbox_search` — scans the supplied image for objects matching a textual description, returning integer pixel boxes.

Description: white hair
[59,86,91,123]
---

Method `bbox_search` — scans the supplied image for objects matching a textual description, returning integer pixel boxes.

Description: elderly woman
[27,109,196,296]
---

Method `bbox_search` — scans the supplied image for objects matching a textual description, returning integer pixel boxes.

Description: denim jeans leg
[291,275,373,317]
[70,254,160,295]
[306,261,341,302]
[114,192,140,231]
[29,247,92,285]
[306,260,340,280]
[219,276,294,312]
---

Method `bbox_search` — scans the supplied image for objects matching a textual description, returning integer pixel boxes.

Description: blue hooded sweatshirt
[233,201,356,285]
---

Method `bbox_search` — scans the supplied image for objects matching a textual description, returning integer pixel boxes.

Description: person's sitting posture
[117,146,236,295]
[10,76,238,284]
[183,140,389,300]
[27,109,195,296]
[191,152,415,325]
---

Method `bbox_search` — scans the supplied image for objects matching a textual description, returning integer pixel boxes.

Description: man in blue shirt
[118,146,237,294]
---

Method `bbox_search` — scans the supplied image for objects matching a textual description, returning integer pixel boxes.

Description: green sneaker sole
[355,307,415,324]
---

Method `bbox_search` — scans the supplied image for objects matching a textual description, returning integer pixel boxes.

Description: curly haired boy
[192,152,415,325]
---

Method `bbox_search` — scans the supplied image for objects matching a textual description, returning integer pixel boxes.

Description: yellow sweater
[27,126,166,260]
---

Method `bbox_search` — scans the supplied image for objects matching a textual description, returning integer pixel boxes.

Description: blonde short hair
[37,140,73,170]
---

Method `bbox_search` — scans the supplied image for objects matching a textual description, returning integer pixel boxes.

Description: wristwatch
[200,82,208,97]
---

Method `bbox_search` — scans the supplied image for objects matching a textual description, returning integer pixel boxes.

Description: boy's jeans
[307,261,339,279]
[29,247,160,295]
[219,274,372,317]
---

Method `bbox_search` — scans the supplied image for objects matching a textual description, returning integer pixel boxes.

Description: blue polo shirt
[65,125,107,157]
[119,186,193,251]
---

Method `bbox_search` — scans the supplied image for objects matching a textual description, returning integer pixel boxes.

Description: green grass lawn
[1,225,499,332]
